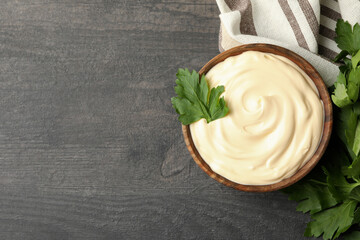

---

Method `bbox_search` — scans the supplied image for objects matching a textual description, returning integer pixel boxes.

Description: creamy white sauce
[190,51,324,185]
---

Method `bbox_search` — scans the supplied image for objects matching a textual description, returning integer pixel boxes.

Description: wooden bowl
[182,43,333,192]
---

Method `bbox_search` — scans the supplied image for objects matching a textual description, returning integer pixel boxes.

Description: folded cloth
[217,0,360,87]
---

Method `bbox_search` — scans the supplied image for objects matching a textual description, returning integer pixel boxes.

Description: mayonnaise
[190,51,324,185]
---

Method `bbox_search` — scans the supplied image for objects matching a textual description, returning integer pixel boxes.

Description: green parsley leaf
[336,103,360,159]
[342,155,360,179]
[324,166,360,202]
[332,67,360,108]
[336,106,358,149]
[352,50,360,69]
[335,20,360,55]
[171,97,203,125]
[347,67,360,102]
[321,146,360,203]
[332,83,352,108]
[332,72,351,108]
[353,119,360,156]
[171,68,229,125]
[282,180,337,214]
[304,200,358,240]
[337,71,347,86]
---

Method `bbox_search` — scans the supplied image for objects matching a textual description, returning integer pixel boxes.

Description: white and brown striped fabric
[217,0,360,86]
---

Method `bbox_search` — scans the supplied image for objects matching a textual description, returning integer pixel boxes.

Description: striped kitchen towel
[217,0,360,87]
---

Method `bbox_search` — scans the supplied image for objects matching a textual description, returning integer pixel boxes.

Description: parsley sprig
[171,68,229,125]
[332,20,360,108]
[284,20,360,240]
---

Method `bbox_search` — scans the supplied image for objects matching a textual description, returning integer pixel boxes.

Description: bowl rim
[182,43,333,192]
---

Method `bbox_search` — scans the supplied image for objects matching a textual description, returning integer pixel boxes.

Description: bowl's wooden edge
[182,43,333,192]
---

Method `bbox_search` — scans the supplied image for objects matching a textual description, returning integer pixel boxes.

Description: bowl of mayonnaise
[183,44,332,192]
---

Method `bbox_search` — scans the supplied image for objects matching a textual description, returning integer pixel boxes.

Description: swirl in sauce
[190,51,324,185]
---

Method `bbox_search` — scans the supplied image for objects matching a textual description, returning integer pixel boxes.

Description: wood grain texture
[183,44,333,192]
[0,1,317,239]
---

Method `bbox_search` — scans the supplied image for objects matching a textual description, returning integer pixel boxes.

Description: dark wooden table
[0,1,315,239]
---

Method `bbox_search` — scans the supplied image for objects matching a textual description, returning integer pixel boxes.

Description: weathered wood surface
[0,1,316,239]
